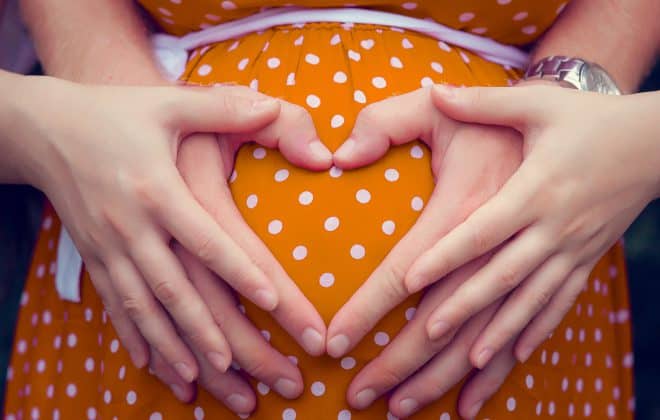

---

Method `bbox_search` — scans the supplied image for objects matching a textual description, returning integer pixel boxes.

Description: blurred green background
[1,66,659,417]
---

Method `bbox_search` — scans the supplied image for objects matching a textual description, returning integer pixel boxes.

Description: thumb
[165,86,281,134]
[431,84,547,130]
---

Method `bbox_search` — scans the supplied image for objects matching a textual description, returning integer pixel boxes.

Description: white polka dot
[525,374,534,389]
[194,406,205,420]
[237,58,249,70]
[507,397,516,411]
[382,220,396,235]
[348,50,361,61]
[126,390,137,405]
[333,71,347,83]
[261,330,271,341]
[66,383,77,397]
[311,381,326,396]
[253,382,269,396]
[46,384,54,398]
[353,90,366,103]
[390,57,403,68]
[522,25,537,34]
[306,94,321,108]
[149,413,163,420]
[374,332,390,346]
[87,407,97,420]
[21,291,28,306]
[330,34,341,45]
[84,307,93,322]
[459,12,475,22]
[329,166,343,178]
[576,377,584,392]
[253,147,267,159]
[584,402,592,417]
[274,169,289,182]
[623,352,634,368]
[42,216,53,230]
[595,328,603,342]
[411,196,424,211]
[341,357,356,370]
[402,2,417,10]
[298,191,314,205]
[288,355,298,365]
[68,333,78,348]
[402,38,414,49]
[292,246,308,261]
[104,390,112,404]
[595,378,603,392]
[36,264,45,278]
[16,339,27,354]
[350,244,366,260]
[460,51,471,63]
[305,53,320,65]
[338,409,352,420]
[372,77,387,89]
[268,220,283,235]
[513,11,528,21]
[282,408,296,420]
[267,57,281,69]
[286,72,296,86]
[221,1,237,10]
[421,77,434,87]
[410,145,424,158]
[246,194,258,209]
[118,365,126,380]
[331,114,345,128]
[405,307,416,321]
[498,0,511,4]
[440,414,450,420]
[30,407,39,419]
[431,62,444,73]
[36,359,46,373]
[551,351,560,365]
[384,168,399,182]
[356,189,371,204]
[320,273,335,288]
[471,27,488,34]
[197,64,212,76]
[324,216,340,232]
[294,35,304,46]
[85,358,95,372]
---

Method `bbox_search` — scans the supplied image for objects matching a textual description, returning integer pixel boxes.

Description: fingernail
[273,378,301,399]
[226,393,251,413]
[333,138,356,161]
[170,384,187,401]
[301,327,324,355]
[251,98,278,113]
[174,362,195,383]
[399,398,419,417]
[354,388,377,409]
[327,334,350,358]
[309,141,333,163]
[428,320,451,341]
[517,346,533,363]
[433,84,455,99]
[254,289,278,311]
[476,347,494,369]
[207,351,229,372]
[468,400,484,418]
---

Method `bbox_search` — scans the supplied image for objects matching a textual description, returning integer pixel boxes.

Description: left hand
[327,87,523,416]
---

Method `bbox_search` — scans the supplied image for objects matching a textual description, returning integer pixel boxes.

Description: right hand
[22,77,332,385]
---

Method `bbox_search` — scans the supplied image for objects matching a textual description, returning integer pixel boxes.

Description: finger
[424,227,553,342]
[345,260,486,410]
[458,341,517,419]
[515,264,593,362]
[226,99,333,170]
[176,245,304,399]
[108,256,199,383]
[430,84,551,129]
[333,87,455,169]
[178,135,327,356]
[84,261,149,369]
[405,163,538,294]
[386,299,502,418]
[129,229,232,373]
[469,254,573,368]
[148,347,196,403]
[165,86,281,134]
[150,168,280,313]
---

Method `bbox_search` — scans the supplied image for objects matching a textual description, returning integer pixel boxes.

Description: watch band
[524,56,585,87]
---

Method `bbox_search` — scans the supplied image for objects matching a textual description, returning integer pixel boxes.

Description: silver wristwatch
[524,56,621,95]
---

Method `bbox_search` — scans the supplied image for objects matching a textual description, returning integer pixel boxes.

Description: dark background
[1,66,659,417]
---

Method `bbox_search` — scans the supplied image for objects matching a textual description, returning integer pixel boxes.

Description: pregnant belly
[182,23,517,417]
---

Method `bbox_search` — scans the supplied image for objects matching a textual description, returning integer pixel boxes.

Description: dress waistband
[152,7,530,81]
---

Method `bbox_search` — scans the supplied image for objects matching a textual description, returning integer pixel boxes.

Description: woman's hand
[15,76,331,384]
[404,84,660,367]
[325,86,523,416]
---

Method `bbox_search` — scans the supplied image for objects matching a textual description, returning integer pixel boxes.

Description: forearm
[20,0,163,84]
[531,0,660,93]
[626,92,660,198]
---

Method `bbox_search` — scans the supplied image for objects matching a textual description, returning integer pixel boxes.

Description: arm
[528,0,660,93]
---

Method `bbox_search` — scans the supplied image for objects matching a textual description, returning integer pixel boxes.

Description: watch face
[580,64,621,95]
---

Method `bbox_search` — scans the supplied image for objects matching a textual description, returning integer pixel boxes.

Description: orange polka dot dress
[4,1,635,419]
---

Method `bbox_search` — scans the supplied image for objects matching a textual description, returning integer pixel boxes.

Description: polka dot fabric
[5,2,634,419]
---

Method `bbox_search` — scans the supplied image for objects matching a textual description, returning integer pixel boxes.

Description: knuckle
[531,288,554,311]
[469,226,493,255]
[151,279,179,307]
[192,233,218,266]
[240,354,274,380]
[381,264,410,301]
[121,295,148,321]
[496,266,519,290]
[375,363,407,388]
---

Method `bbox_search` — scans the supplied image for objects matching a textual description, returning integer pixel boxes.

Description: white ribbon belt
[54,7,529,302]
[152,7,529,80]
